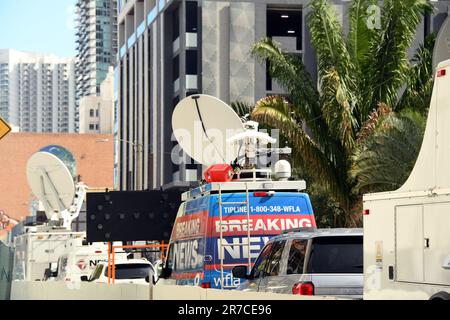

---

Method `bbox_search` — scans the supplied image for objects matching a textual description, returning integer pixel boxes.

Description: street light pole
[96,138,144,190]
[118,138,143,190]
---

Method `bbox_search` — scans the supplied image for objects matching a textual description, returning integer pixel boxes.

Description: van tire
[429,292,450,300]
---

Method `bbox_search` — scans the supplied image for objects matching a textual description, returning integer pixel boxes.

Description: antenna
[26,146,87,230]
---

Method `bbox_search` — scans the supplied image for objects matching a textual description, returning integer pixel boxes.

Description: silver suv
[233,228,363,299]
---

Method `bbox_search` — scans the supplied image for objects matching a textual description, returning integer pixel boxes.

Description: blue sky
[0,0,77,57]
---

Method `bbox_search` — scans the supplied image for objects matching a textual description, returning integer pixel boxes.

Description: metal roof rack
[282,227,318,234]
[181,180,307,201]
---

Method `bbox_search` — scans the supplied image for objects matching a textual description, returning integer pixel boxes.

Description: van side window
[166,244,174,270]
[287,239,308,274]
[307,236,363,274]
[252,243,274,278]
[265,240,286,276]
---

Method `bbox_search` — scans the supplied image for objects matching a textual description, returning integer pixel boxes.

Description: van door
[423,202,450,285]
[263,238,309,295]
[257,240,288,293]
[395,205,424,283]
[241,241,276,292]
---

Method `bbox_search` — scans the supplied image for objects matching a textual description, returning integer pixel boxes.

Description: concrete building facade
[0,49,76,133]
[79,67,115,133]
[116,0,450,192]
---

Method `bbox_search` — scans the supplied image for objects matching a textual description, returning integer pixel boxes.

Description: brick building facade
[0,133,114,221]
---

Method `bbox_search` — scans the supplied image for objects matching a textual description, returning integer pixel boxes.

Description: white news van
[12,229,85,281]
[363,60,450,300]
[54,238,126,283]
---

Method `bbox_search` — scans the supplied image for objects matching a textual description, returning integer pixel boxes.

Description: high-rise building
[0,49,76,133]
[75,0,118,103]
[79,67,115,133]
[116,0,450,192]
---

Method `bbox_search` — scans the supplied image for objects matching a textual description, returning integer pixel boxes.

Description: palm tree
[250,0,434,226]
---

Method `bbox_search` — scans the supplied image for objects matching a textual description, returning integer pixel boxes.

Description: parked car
[233,228,363,299]
[82,259,155,284]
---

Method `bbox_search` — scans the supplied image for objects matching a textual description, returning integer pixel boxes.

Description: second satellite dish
[26,147,76,221]
[172,94,245,166]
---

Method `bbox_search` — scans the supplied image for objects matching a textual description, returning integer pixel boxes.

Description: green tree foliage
[250,0,435,226]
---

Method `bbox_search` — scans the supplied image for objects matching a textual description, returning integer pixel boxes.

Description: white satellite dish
[27,151,86,229]
[172,94,245,166]
[433,15,450,70]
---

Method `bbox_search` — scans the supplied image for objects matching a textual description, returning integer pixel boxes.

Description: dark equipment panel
[86,190,181,242]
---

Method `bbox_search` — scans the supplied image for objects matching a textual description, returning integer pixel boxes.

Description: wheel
[430,291,450,300]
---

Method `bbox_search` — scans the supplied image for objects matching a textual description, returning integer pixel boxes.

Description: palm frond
[363,0,434,112]
[230,100,254,119]
[397,32,436,113]
[347,0,378,68]
[251,99,351,210]
[250,38,321,124]
[308,0,359,150]
[351,110,426,194]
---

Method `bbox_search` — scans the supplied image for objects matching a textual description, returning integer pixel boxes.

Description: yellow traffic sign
[0,116,11,141]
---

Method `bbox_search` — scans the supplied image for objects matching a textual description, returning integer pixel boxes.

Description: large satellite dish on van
[26,147,75,223]
[26,146,87,230]
[433,15,450,70]
[172,95,245,166]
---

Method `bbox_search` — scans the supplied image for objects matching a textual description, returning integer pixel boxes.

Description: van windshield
[105,263,151,279]
[307,236,363,274]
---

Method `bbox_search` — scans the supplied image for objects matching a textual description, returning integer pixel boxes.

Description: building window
[173,55,180,80]
[267,8,302,51]
[90,109,94,117]
[266,7,302,91]
[89,124,95,130]
[186,1,198,33]
[172,6,180,41]
[186,50,197,75]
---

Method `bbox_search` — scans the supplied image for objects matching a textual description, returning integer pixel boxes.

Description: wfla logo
[76,259,87,271]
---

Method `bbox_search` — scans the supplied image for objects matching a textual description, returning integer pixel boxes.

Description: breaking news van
[161,180,316,289]
[159,94,316,289]
[363,60,450,300]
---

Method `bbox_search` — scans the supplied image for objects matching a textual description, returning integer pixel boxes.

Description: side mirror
[159,267,172,279]
[80,275,89,282]
[232,265,249,279]
[146,271,157,285]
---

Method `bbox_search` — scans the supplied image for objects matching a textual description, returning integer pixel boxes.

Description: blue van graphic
[165,183,316,289]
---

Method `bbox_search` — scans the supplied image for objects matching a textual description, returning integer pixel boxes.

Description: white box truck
[363,59,450,300]
[12,228,84,281]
